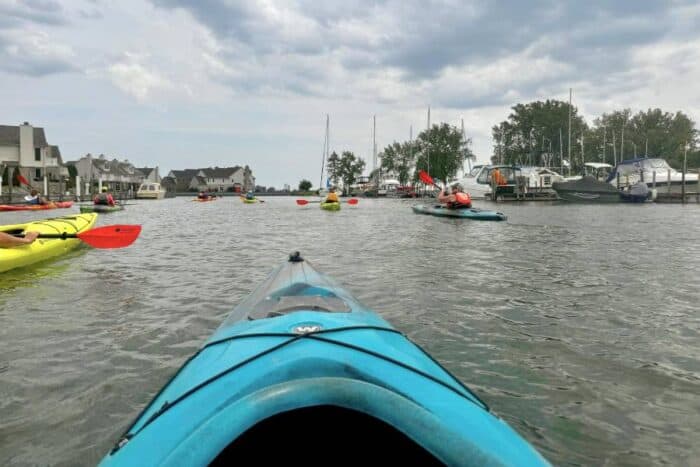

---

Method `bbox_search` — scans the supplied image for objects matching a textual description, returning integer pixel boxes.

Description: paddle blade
[77,225,142,249]
[418,170,434,186]
[347,198,358,205]
[296,199,309,205]
[17,173,31,186]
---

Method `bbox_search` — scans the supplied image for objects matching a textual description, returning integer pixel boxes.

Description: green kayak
[412,204,506,221]
[80,204,125,213]
[320,202,341,211]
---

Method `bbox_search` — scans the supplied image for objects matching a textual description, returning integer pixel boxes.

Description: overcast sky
[2,0,699,188]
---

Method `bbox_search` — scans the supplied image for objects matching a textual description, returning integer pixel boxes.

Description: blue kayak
[101,253,547,466]
[412,204,507,221]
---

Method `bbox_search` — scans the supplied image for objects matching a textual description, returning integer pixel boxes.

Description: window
[35,168,42,179]
[35,148,41,161]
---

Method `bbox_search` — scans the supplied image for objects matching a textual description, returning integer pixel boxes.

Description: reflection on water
[1,198,699,466]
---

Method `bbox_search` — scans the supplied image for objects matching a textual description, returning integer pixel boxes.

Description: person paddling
[245,191,255,200]
[324,187,340,204]
[24,189,50,205]
[0,231,39,247]
[437,183,472,209]
[94,187,116,206]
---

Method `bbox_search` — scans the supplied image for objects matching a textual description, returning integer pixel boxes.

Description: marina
[3,2,700,466]
[1,197,698,465]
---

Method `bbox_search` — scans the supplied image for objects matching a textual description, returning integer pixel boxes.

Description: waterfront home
[136,167,161,183]
[0,122,68,196]
[67,153,146,196]
[166,166,255,192]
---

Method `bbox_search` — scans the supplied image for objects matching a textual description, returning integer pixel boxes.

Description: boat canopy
[606,158,673,182]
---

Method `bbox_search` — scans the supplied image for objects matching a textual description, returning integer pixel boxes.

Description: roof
[585,162,613,169]
[170,169,201,180]
[0,125,49,147]
[202,166,241,178]
[136,167,154,176]
[49,145,63,164]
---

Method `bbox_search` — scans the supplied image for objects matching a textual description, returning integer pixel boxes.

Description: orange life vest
[454,192,471,206]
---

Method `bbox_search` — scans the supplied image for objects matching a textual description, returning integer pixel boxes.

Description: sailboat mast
[568,88,572,176]
[373,115,379,191]
[461,118,471,174]
[319,114,329,190]
[426,106,431,180]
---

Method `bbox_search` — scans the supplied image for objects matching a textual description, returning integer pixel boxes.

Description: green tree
[492,100,588,173]
[591,108,697,168]
[326,151,340,186]
[414,123,469,185]
[336,151,366,194]
[380,141,417,186]
[298,179,312,191]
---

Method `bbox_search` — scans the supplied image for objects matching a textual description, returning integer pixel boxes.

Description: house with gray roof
[0,122,66,193]
[66,153,145,195]
[166,166,255,192]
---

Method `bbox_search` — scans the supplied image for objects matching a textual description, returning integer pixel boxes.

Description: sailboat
[318,114,331,198]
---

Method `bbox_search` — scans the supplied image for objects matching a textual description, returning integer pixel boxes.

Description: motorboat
[136,182,166,200]
[458,165,564,199]
[552,176,622,203]
[607,158,698,193]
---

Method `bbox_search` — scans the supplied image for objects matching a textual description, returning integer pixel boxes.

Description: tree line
[298,102,699,191]
[492,100,699,173]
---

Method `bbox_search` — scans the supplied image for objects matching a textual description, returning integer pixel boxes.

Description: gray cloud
[144,1,700,106]
[0,0,67,27]
[0,32,78,77]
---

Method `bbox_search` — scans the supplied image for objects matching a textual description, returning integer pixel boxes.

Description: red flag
[17,173,30,186]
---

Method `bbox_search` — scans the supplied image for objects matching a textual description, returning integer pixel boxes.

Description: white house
[66,153,145,195]
[0,122,67,195]
[167,166,256,192]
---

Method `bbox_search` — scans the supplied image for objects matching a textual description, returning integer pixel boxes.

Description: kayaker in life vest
[197,191,209,200]
[245,191,255,200]
[24,189,50,205]
[0,231,39,247]
[325,187,339,204]
[94,187,116,206]
[438,183,472,209]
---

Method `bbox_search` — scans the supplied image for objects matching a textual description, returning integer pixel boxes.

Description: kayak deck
[101,253,547,466]
[80,204,124,213]
[0,201,73,211]
[320,201,340,211]
[412,204,507,221]
[0,213,98,272]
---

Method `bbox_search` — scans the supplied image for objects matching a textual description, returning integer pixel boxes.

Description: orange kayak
[0,201,73,212]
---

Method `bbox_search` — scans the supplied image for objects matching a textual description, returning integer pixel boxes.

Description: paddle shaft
[14,232,81,240]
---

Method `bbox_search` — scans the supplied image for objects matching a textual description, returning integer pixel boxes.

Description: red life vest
[454,192,471,206]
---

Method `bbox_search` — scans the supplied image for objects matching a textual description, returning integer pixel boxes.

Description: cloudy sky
[2,0,699,188]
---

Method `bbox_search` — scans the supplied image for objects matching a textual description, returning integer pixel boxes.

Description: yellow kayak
[0,213,98,273]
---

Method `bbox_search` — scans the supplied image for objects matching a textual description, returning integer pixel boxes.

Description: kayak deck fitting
[100,252,547,466]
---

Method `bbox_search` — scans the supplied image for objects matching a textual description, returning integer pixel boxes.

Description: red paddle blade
[76,225,142,249]
[17,174,31,186]
[418,170,434,186]
[347,198,358,205]
[296,199,309,205]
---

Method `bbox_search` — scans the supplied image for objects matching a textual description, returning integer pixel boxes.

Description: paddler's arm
[0,231,40,247]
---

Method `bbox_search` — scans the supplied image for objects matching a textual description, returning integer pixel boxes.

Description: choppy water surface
[1,197,699,466]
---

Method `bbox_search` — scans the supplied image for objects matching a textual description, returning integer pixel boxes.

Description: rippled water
[1,197,699,466]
